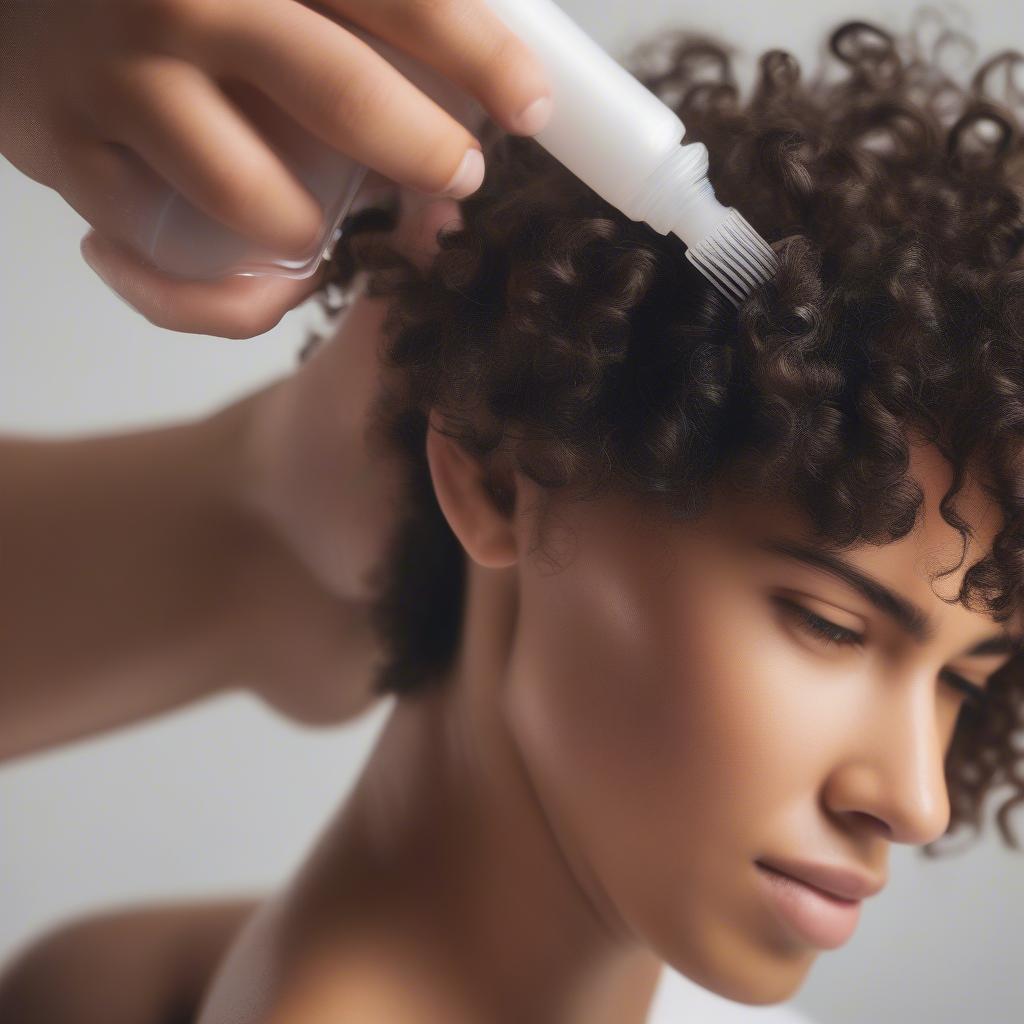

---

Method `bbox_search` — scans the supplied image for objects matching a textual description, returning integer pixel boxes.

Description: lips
[755,862,864,948]
[754,857,885,901]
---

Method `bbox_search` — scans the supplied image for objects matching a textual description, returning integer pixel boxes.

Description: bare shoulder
[260,937,479,1024]
[0,895,262,1024]
[194,901,475,1024]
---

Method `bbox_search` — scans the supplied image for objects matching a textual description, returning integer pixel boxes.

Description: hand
[0,0,551,338]
[241,186,464,605]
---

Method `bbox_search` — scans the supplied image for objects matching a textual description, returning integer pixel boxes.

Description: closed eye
[775,597,990,708]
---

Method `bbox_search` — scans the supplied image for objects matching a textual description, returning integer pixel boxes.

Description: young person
[4,11,1023,1024]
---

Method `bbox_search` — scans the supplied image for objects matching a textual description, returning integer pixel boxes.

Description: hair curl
[300,8,1024,856]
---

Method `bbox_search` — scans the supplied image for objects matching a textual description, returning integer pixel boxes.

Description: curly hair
[299,8,1024,856]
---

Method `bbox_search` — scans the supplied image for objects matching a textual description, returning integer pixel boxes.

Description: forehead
[543,435,1006,611]
[697,438,1013,624]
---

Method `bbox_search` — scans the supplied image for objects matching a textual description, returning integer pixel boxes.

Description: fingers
[80,229,329,340]
[323,0,553,136]
[100,56,324,257]
[56,138,184,260]
[193,0,495,198]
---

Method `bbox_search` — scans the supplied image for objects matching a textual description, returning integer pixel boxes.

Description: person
[0,0,553,761]
[4,8,1024,1024]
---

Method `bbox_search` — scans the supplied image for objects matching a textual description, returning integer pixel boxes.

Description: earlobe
[425,410,518,570]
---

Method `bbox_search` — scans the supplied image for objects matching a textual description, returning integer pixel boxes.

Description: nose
[822,678,953,845]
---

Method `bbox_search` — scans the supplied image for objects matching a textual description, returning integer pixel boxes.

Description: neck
[286,563,665,1024]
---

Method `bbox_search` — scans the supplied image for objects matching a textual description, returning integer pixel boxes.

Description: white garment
[646,967,817,1023]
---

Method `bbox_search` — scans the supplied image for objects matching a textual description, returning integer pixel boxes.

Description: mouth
[754,862,862,949]
[754,856,884,901]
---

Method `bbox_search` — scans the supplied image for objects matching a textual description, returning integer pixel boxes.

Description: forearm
[0,398,266,762]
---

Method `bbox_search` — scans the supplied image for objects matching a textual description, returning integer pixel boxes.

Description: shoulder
[0,896,261,1024]
[240,928,477,1024]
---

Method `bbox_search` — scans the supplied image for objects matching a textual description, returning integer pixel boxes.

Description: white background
[1,2,1022,1021]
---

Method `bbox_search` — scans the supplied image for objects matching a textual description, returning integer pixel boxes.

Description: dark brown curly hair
[299,8,1024,856]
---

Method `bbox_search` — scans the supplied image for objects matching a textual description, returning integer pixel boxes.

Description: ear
[425,409,518,570]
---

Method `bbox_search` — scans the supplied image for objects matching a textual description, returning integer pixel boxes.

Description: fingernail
[439,148,485,199]
[511,95,553,135]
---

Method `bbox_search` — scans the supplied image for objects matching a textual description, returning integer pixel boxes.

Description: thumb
[80,228,332,339]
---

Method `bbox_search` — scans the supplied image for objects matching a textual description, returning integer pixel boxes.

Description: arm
[0,189,458,764]
[0,403,254,761]
[0,391,382,764]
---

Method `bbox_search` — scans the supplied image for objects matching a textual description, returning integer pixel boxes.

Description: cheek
[500,541,823,959]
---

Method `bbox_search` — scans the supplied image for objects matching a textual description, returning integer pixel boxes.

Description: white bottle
[144,0,775,302]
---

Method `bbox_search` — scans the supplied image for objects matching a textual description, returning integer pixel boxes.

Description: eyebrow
[756,537,1023,659]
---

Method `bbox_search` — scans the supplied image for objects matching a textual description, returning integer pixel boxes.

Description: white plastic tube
[451,0,779,305]
[487,0,731,247]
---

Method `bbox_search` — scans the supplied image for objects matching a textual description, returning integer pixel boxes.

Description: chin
[659,928,816,1008]
[725,972,810,1006]
[692,962,812,1008]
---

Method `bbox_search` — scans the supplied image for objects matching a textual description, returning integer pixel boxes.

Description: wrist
[179,396,285,694]
[213,379,283,530]
[223,378,328,590]
[228,347,395,605]
[226,283,411,607]
[199,386,385,724]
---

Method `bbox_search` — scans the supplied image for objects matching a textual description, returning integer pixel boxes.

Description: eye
[938,669,989,709]
[775,598,990,708]
[776,596,863,648]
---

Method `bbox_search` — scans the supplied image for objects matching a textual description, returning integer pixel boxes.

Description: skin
[189,418,1016,1022]
[3,376,1017,1024]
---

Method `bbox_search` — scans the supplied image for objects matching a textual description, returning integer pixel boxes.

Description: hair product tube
[487,0,777,304]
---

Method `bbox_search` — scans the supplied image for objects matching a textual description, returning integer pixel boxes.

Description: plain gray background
[1,1,1022,1021]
